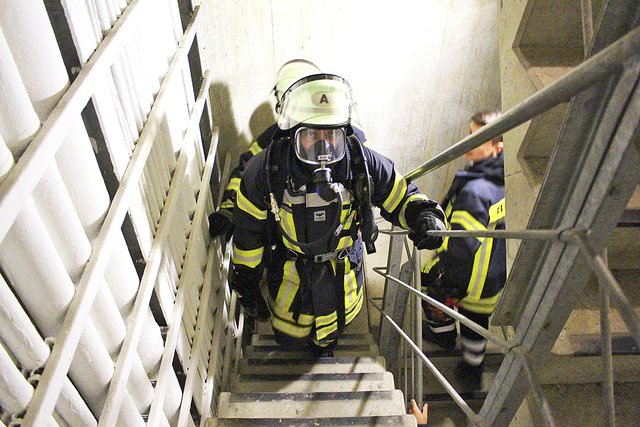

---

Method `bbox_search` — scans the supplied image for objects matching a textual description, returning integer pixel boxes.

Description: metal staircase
[206,305,418,426]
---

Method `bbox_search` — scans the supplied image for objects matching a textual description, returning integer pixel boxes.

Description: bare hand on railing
[409,399,429,426]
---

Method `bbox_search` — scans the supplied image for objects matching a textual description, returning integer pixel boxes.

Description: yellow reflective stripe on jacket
[466,234,494,301]
[220,199,235,210]
[226,176,241,193]
[249,140,263,155]
[450,211,486,238]
[271,317,313,338]
[382,172,407,213]
[461,289,503,314]
[421,255,440,275]
[462,199,504,302]
[489,198,506,223]
[276,260,300,311]
[345,292,363,324]
[237,187,267,220]
[231,245,264,268]
[280,207,302,252]
[399,193,429,229]
[315,312,339,341]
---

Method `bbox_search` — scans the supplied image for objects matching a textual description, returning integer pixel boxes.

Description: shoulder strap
[347,135,378,254]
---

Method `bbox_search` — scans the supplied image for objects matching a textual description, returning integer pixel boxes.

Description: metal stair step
[231,371,396,393]
[244,344,380,359]
[238,356,387,375]
[206,414,418,426]
[216,390,407,418]
[252,333,375,347]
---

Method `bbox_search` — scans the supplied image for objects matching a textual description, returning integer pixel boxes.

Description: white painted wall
[199,0,501,200]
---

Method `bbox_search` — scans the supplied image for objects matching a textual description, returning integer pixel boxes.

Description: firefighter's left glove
[208,209,234,241]
[231,265,268,320]
[409,209,446,250]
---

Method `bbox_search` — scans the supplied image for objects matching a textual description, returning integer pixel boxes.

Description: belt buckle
[313,252,333,263]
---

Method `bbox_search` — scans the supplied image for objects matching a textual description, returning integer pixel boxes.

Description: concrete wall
[197,0,501,201]
[497,0,540,269]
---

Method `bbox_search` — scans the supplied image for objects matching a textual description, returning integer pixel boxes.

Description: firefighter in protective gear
[421,110,506,387]
[208,59,321,240]
[232,70,446,356]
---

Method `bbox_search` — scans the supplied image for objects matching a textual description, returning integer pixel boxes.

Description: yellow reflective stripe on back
[489,198,506,224]
[461,290,503,314]
[237,188,267,220]
[232,245,264,268]
[382,173,407,213]
[399,193,429,229]
[226,177,241,193]
[249,141,263,155]
[466,236,493,301]
[450,211,486,235]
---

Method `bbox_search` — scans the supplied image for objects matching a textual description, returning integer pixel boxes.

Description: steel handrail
[405,25,640,181]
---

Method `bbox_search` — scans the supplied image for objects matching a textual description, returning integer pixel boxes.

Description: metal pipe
[0,0,150,243]
[511,348,557,427]
[0,274,97,426]
[412,246,423,405]
[405,26,640,181]
[599,249,616,427]
[370,299,479,422]
[571,234,640,348]
[0,342,56,425]
[581,0,594,57]
[372,266,512,351]
[147,80,214,423]
[22,4,202,424]
[176,243,216,427]
[379,227,565,241]
[221,292,240,392]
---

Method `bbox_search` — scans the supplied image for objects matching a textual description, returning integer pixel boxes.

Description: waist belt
[287,248,348,263]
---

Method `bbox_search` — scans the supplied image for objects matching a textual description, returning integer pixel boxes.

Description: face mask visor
[294,127,346,165]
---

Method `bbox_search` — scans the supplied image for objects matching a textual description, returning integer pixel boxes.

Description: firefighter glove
[208,209,234,240]
[409,209,446,250]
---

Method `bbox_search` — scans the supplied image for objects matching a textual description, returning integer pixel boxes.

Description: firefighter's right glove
[409,210,446,250]
[208,209,234,240]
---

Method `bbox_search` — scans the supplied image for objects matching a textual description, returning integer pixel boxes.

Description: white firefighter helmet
[276,74,358,131]
[274,59,321,113]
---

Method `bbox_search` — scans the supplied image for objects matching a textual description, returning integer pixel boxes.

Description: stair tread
[238,356,387,375]
[245,344,380,359]
[206,415,418,426]
[252,333,375,346]
[231,371,395,393]
[217,390,407,418]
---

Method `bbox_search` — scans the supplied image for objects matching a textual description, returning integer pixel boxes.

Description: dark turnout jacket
[423,153,506,314]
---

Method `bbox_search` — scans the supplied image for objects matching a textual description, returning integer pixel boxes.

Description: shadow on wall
[249,101,276,142]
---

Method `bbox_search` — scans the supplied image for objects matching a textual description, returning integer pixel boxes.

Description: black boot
[454,361,483,390]
[422,320,457,350]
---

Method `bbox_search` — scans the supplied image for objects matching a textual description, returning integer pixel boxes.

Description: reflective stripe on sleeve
[232,245,264,268]
[249,141,263,155]
[237,187,267,220]
[382,172,407,213]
